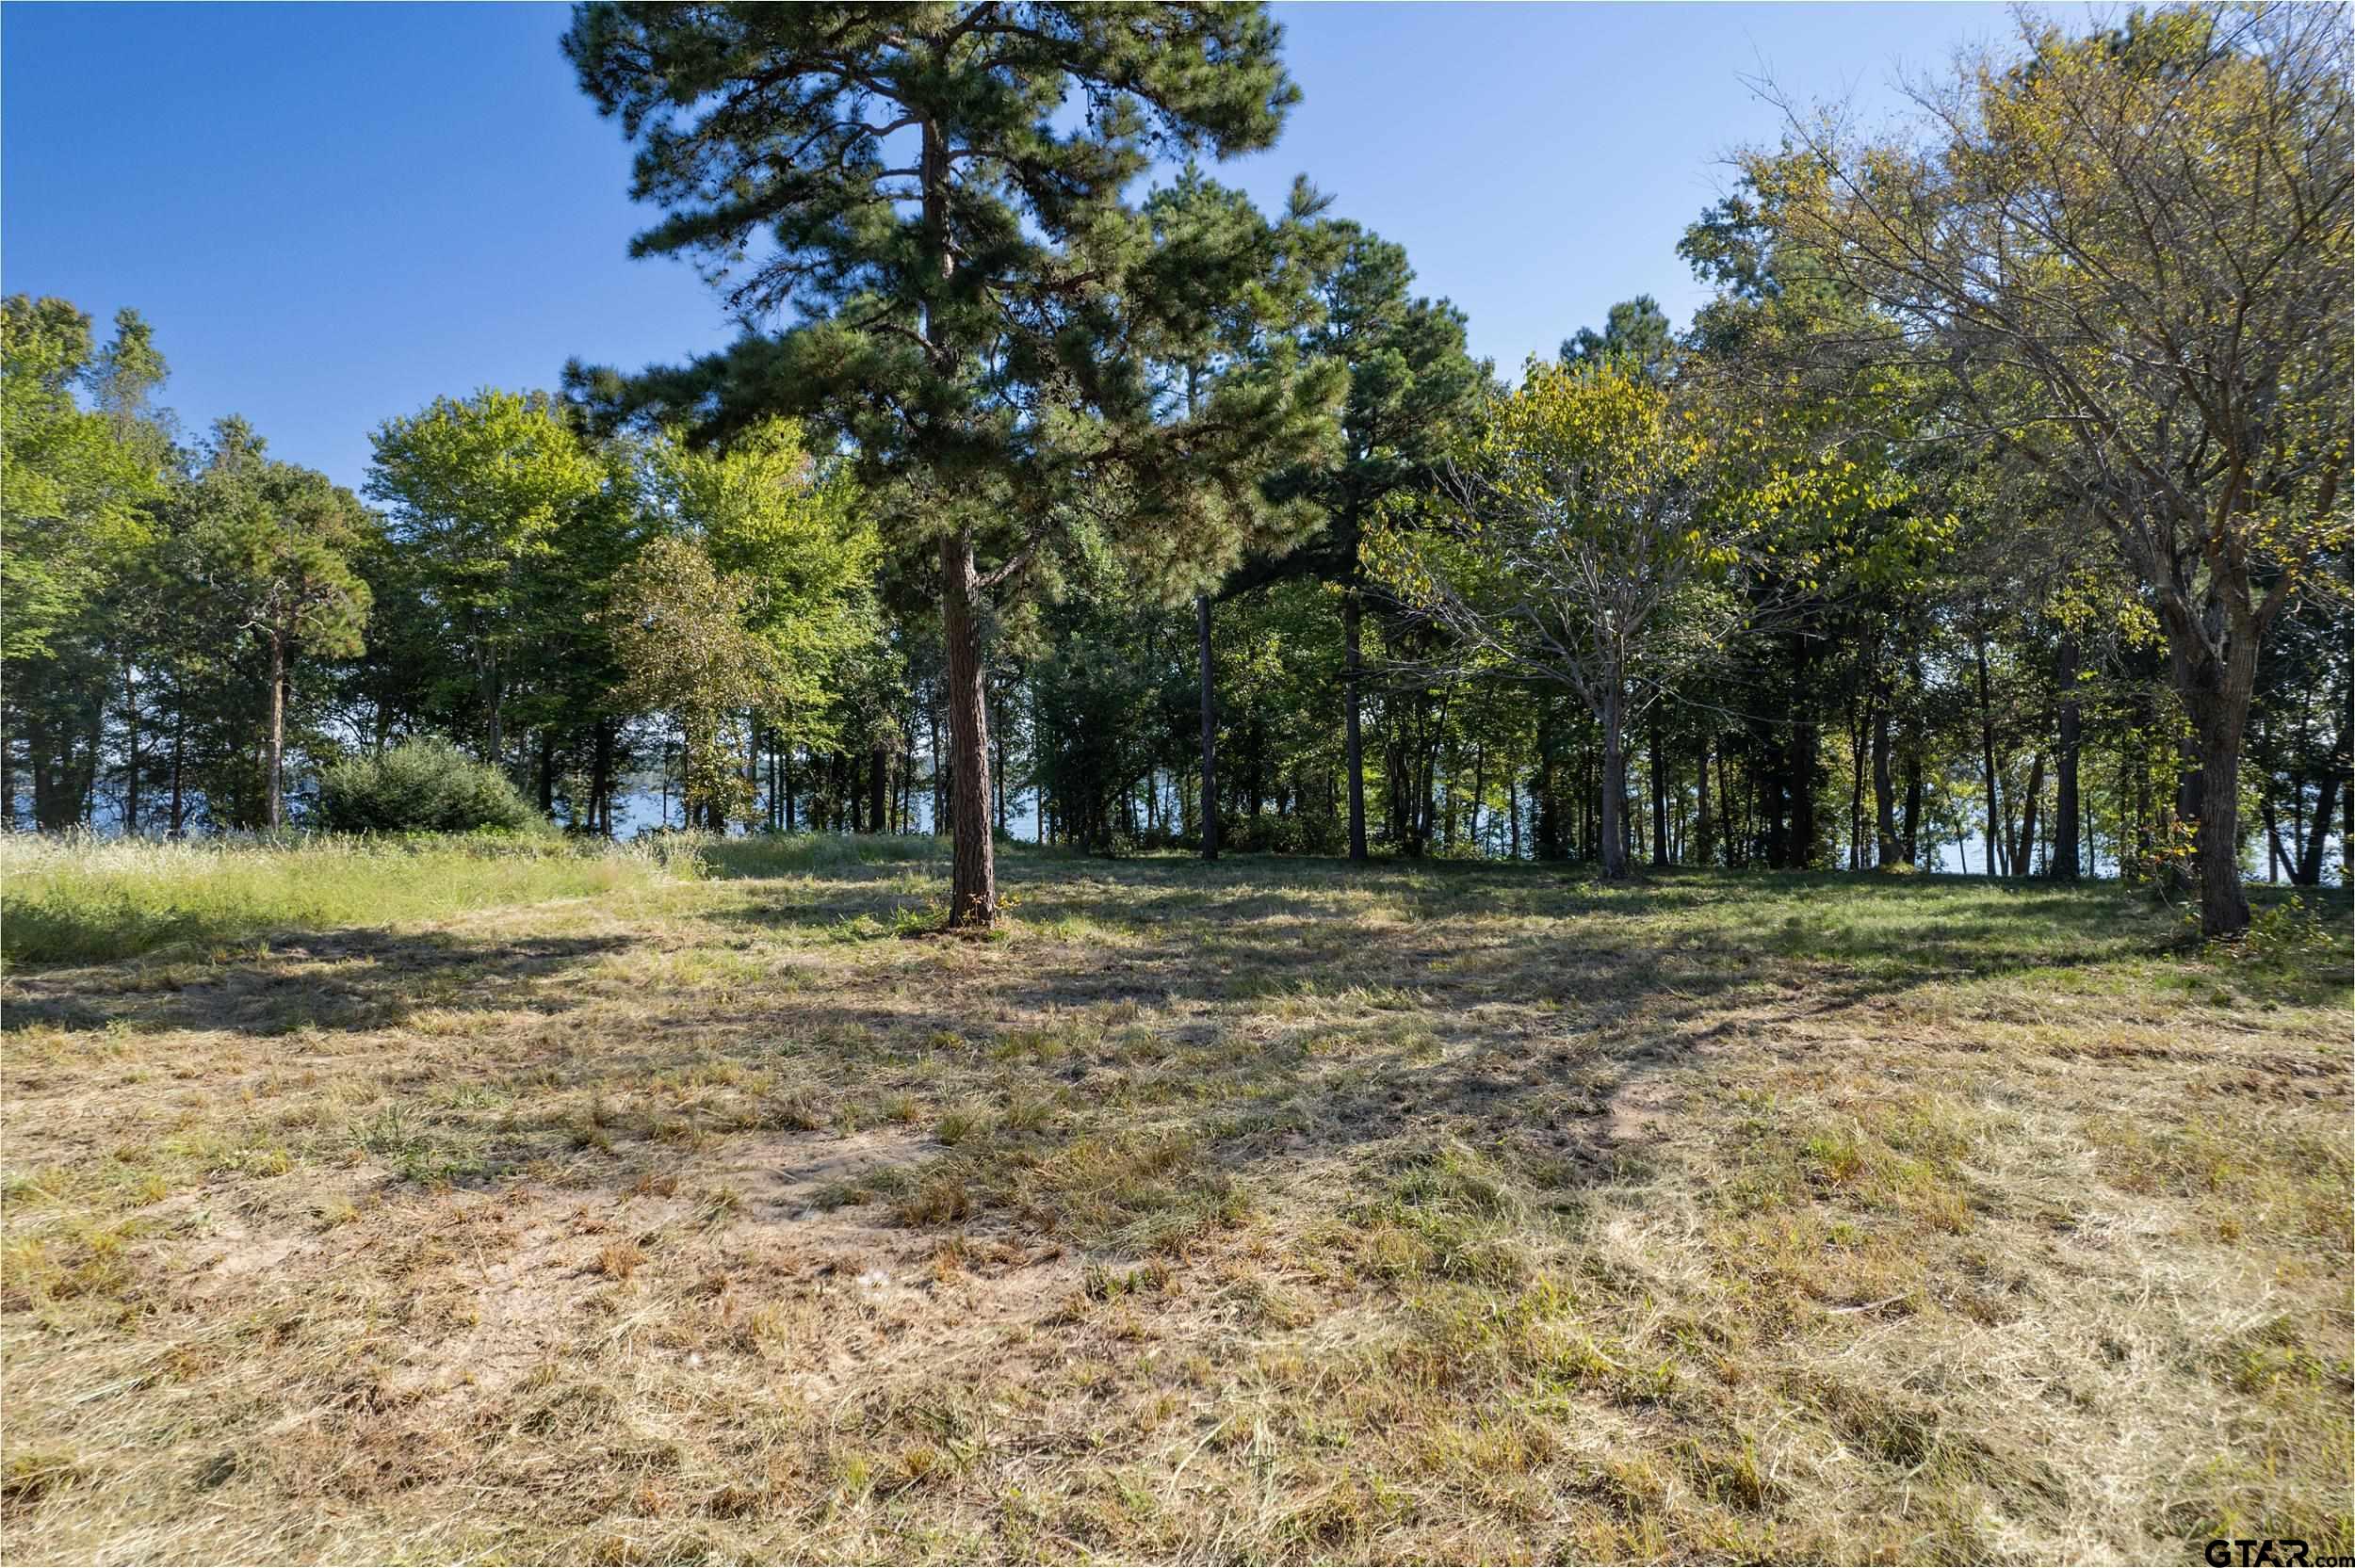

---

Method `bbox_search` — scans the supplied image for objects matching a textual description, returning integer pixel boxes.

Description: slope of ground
[3,837,2347,1564]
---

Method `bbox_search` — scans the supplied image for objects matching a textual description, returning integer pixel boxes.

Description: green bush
[316,740,540,835]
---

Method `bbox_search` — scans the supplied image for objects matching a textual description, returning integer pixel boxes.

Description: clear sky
[4,2,2033,494]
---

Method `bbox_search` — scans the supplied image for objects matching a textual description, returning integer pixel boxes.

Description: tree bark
[592,720,614,836]
[1342,580,1367,861]
[2051,635,2082,880]
[939,532,996,927]
[122,656,140,834]
[1648,719,1668,869]
[1973,635,2004,879]
[1872,695,1900,866]
[1695,733,1714,867]
[1598,682,1630,880]
[265,632,287,832]
[2015,752,2045,878]
[1197,594,1220,861]
[1902,743,1923,867]
[1535,704,1562,860]
[1847,698,1866,870]
[2294,725,2345,886]
[168,703,186,838]
[2184,694,2251,933]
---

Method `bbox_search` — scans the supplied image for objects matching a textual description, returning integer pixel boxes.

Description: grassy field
[1,835,2347,1564]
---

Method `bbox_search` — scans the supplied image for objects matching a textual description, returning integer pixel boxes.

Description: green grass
[0,836,2347,1563]
[0,832,697,965]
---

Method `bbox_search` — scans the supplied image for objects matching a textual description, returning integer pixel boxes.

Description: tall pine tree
[563,2,1324,927]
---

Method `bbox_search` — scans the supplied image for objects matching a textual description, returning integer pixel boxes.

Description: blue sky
[5,3,2031,493]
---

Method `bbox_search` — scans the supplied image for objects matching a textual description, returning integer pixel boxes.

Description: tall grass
[696,831,950,879]
[0,832,695,966]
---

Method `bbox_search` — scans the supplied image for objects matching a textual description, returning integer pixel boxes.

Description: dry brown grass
[2,838,2347,1563]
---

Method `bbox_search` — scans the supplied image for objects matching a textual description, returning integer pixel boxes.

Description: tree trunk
[1342,580,1367,861]
[939,532,996,928]
[2015,752,2044,878]
[1786,632,1819,869]
[1695,733,1714,867]
[2184,693,2251,934]
[482,647,503,768]
[1598,683,1630,880]
[591,720,614,836]
[1535,704,1562,860]
[927,698,945,836]
[2294,726,2345,886]
[122,657,140,834]
[1872,696,1900,866]
[168,703,186,838]
[1648,719,1668,869]
[1197,594,1220,862]
[2051,636,2082,880]
[1717,743,1737,868]
[869,741,889,836]
[265,632,287,832]
[1902,743,1923,867]
[1973,635,2004,878]
[1847,699,1866,870]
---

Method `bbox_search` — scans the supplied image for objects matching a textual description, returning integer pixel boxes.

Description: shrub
[317,740,539,835]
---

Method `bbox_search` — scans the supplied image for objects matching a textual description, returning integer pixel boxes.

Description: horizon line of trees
[3,3,2347,937]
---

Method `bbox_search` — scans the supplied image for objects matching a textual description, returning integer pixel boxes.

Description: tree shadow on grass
[0,929,637,1038]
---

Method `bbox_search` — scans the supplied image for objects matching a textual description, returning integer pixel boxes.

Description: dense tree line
[2,3,2345,938]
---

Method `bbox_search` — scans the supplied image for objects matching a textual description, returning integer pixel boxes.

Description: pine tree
[563,1,1321,927]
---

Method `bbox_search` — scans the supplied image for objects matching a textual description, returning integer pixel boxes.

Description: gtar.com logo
[2203,1541,2354,1567]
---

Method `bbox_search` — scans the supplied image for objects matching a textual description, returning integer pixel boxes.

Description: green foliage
[316,738,541,836]
[637,417,879,753]
[0,297,170,665]
[366,389,620,762]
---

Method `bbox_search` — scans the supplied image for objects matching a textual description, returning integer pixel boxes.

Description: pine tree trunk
[939,532,996,928]
[1342,581,1367,862]
[1197,594,1220,861]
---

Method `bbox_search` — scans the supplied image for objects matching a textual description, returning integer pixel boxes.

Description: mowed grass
[1,836,2347,1564]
